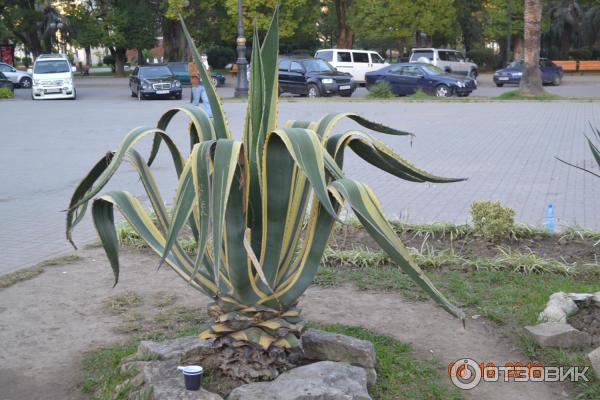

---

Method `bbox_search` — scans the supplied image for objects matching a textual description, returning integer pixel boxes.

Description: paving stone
[524,322,591,349]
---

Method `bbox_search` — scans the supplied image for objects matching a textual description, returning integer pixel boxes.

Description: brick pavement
[1,87,598,275]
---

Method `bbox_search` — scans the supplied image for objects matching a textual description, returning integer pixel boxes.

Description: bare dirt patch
[0,245,568,400]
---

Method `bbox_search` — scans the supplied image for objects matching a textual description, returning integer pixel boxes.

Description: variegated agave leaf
[66,7,465,357]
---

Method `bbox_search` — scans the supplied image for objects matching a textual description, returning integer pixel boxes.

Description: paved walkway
[1,90,599,275]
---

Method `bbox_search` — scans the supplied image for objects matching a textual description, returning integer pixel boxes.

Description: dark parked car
[493,58,563,87]
[0,71,14,94]
[167,62,226,87]
[278,58,356,97]
[365,63,477,97]
[129,65,182,100]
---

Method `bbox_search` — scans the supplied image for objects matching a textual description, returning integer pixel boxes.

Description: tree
[95,0,159,75]
[520,0,544,96]
[455,0,485,53]
[547,0,584,57]
[0,0,46,58]
[63,1,105,66]
[333,0,354,48]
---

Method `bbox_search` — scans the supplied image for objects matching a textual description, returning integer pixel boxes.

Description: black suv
[278,58,356,97]
[129,65,182,100]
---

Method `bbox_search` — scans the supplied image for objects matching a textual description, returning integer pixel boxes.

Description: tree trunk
[163,19,186,62]
[334,0,354,48]
[520,0,545,97]
[85,46,92,66]
[114,47,127,77]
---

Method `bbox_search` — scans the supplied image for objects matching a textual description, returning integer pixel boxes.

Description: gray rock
[568,293,593,302]
[303,328,375,365]
[138,360,223,400]
[525,323,591,349]
[538,292,578,323]
[227,361,371,400]
[587,347,600,377]
[136,336,215,361]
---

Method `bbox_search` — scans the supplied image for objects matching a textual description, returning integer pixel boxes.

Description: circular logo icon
[450,358,481,390]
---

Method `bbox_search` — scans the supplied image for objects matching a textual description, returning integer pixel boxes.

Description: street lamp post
[234,0,249,98]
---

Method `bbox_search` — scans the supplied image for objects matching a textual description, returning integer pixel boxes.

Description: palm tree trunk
[520,0,545,96]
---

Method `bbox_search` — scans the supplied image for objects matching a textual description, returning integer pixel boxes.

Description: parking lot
[2,79,600,276]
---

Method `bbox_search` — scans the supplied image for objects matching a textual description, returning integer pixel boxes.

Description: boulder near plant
[66,8,464,381]
[470,200,516,243]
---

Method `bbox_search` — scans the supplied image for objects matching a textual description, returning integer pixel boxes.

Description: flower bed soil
[569,305,600,346]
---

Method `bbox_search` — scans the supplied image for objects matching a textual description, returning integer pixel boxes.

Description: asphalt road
[1,82,599,276]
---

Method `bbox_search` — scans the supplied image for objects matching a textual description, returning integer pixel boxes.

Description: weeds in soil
[153,291,177,308]
[104,291,143,314]
[0,254,81,289]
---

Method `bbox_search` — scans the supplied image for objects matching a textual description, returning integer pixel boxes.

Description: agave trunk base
[197,302,305,382]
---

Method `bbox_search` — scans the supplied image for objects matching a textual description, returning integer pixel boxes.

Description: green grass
[315,324,463,400]
[81,343,139,400]
[0,254,81,289]
[494,90,563,101]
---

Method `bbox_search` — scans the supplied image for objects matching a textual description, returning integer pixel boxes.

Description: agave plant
[66,9,464,380]
[557,125,600,179]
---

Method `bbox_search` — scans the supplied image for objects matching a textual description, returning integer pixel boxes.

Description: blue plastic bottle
[545,203,555,233]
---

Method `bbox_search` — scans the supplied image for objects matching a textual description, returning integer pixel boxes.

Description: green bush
[367,80,394,99]
[103,55,115,71]
[0,87,14,99]
[467,48,502,71]
[206,46,235,69]
[21,56,32,68]
[470,200,515,242]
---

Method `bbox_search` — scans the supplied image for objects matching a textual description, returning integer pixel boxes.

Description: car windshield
[508,60,526,69]
[168,63,187,73]
[34,60,70,74]
[420,65,445,75]
[303,59,334,73]
[140,66,172,78]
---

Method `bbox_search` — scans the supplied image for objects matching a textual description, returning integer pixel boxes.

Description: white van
[315,49,388,84]
[29,54,77,100]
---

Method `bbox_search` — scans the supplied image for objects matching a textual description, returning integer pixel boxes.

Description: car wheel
[469,69,478,79]
[138,90,144,101]
[70,89,77,100]
[435,84,451,97]
[131,89,136,97]
[175,92,182,100]
[211,77,218,87]
[19,77,32,88]
[495,83,504,87]
[553,75,562,86]
[307,83,320,98]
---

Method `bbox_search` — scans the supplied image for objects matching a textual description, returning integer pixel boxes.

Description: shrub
[206,46,235,69]
[103,55,115,71]
[0,87,14,99]
[467,48,502,71]
[470,201,515,242]
[367,80,394,99]
[21,56,32,68]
